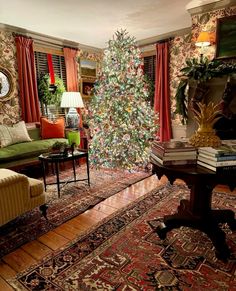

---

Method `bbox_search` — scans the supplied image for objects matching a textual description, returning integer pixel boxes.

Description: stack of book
[150,140,197,166]
[197,144,236,172]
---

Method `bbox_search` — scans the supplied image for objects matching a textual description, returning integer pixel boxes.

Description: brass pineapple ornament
[189,101,222,147]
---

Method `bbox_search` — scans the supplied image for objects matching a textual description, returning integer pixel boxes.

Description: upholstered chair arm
[0,169,30,226]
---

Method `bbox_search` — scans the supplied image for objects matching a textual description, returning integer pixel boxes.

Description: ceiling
[0,0,221,49]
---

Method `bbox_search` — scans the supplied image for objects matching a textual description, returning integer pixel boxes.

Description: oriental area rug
[9,184,236,290]
[0,165,150,258]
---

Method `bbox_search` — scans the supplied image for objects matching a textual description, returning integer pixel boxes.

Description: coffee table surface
[39,150,88,162]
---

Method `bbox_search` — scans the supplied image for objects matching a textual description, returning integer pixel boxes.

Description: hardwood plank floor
[0,174,234,289]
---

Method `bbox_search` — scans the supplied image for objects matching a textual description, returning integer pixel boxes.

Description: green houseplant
[38,74,66,107]
[175,57,236,124]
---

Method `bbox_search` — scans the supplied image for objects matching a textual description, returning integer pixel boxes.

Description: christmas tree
[88,30,158,170]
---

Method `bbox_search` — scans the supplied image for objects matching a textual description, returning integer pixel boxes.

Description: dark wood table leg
[156,196,236,261]
[72,158,76,182]
[86,154,90,186]
[41,161,47,191]
[39,204,48,220]
[152,163,236,261]
[55,161,60,198]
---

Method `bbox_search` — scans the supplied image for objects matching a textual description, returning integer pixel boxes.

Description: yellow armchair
[0,169,47,226]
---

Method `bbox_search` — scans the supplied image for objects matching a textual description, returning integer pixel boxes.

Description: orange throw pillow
[40,117,65,139]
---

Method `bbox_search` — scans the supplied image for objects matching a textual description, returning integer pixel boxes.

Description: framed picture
[215,15,236,59]
[80,59,97,77]
[81,78,95,99]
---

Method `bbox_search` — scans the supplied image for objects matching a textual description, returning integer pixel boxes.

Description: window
[143,55,156,84]
[34,51,67,117]
[34,51,67,86]
[143,55,156,107]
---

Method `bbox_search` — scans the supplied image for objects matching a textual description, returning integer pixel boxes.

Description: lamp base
[68,131,80,147]
[66,108,79,128]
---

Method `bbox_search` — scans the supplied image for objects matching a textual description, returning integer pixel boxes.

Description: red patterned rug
[10,183,236,290]
[0,165,150,258]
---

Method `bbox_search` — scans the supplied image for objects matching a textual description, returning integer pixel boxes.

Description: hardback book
[197,160,236,173]
[198,152,236,162]
[198,155,236,167]
[152,141,196,153]
[150,153,197,166]
[197,160,215,171]
[152,147,197,158]
[152,149,197,161]
[198,145,236,157]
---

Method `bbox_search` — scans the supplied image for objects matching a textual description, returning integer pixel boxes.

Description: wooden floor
[0,174,234,290]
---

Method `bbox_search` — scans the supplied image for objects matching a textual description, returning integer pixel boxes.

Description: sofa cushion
[28,177,44,198]
[0,138,68,162]
[41,117,65,139]
[27,128,41,141]
[0,121,32,148]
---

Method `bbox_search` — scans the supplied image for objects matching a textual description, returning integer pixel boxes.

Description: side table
[39,150,90,197]
[151,161,236,261]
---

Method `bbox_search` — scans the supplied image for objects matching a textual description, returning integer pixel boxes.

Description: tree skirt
[10,183,236,290]
[0,165,150,258]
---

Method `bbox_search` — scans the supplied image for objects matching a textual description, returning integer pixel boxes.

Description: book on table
[151,140,197,165]
[197,160,236,173]
[198,143,236,157]
[152,150,197,161]
[152,141,196,154]
[152,147,197,158]
[198,152,236,162]
[198,155,236,167]
[197,141,236,171]
[150,152,197,166]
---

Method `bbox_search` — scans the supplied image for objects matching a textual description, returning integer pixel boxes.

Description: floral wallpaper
[169,33,192,124]
[169,4,236,125]
[0,30,20,124]
[191,5,236,60]
[1,3,235,127]
[0,30,103,125]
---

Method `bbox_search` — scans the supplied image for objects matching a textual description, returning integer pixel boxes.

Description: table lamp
[60,92,84,128]
[195,31,211,60]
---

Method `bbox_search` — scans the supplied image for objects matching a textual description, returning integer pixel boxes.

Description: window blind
[143,55,156,107]
[34,51,67,87]
[143,55,156,83]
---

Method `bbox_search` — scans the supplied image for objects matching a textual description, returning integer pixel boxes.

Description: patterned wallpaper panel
[0,30,20,124]
[0,4,236,126]
[170,5,236,125]
[169,33,192,124]
[0,30,102,125]
[191,5,236,60]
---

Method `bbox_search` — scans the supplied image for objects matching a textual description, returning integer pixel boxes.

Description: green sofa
[0,127,68,169]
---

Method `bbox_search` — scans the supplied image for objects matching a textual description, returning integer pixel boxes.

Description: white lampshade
[60,92,84,108]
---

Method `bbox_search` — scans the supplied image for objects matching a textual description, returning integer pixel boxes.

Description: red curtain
[63,47,85,146]
[63,47,79,91]
[154,41,172,142]
[15,36,41,122]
